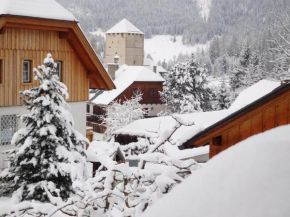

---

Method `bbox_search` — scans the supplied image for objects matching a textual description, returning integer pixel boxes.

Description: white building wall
[0,101,87,170]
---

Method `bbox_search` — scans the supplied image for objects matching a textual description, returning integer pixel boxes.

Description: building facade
[0,0,115,169]
[106,19,144,66]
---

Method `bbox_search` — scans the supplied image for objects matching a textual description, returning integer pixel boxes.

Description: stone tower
[106,19,144,66]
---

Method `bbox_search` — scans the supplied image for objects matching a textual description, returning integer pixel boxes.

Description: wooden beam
[0,27,6,34]
[5,22,70,32]
[0,17,6,30]
[59,31,72,39]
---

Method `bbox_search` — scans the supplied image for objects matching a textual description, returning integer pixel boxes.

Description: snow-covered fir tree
[248,52,265,85]
[160,54,212,114]
[230,41,251,90]
[0,54,87,202]
[216,78,235,110]
[101,91,147,140]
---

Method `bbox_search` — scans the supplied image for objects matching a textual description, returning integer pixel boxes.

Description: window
[55,61,62,81]
[212,136,222,146]
[129,160,139,167]
[87,104,90,113]
[0,115,19,145]
[23,60,31,83]
[149,88,156,98]
[0,59,3,84]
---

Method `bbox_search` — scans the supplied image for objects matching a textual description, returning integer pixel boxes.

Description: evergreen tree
[160,54,210,114]
[0,54,87,202]
[209,36,221,64]
[230,42,251,90]
[217,78,235,110]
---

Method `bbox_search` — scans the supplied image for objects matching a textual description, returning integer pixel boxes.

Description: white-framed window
[23,60,31,83]
[55,61,62,81]
[0,59,3,84]
[0,115,19,145]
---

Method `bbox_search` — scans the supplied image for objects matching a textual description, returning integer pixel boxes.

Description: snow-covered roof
[164,144,209,160]
[114,110,231,145]
[142,124,290,217]
[0,0,77,22]
[106,18,144,34]
[91,65,165,105]
[230,80,280,111]
[114,80,280,149]
[86,141,123,162]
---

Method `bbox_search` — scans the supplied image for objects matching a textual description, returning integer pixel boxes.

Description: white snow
[106,18,144,34]
[0,0,77,22]
[91,65,165,105]
[144,35,210,62]
[164,143,209,160]
[230,80,280,111]
[142,125,290,217]
[114,110,231,147]
[91,28,106,37]
[196,0,212,21]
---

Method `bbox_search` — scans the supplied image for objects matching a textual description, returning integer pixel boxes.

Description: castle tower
[106,18,144,66]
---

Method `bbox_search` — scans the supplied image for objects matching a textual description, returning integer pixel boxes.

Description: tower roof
[106,18,144,34]
[0,0,77,22]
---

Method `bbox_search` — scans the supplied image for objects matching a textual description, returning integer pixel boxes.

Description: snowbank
[142,125,290,217]
[230,80,280,111]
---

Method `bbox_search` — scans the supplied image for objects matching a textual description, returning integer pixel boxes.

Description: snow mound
[142,125,290,217]
[230,80,280,111]
[0,0,77,21]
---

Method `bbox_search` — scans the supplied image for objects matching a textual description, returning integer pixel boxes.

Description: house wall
[0,101,86,170]
[115,82,164,105]
[105,33,144,66]
[0,27,90,107]
[190,88,290,158]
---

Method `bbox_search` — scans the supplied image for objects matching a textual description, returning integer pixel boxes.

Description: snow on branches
[100,92,147,140]
[160,53,213,114]
[0,54,88,202]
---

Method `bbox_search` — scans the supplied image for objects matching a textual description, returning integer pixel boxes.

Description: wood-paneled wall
[0,27,89,106]
[190,88,290,158]
[115,82,163,104]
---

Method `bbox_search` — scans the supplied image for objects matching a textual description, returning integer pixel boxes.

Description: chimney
[108,54,120,80]
[153,65,157,73]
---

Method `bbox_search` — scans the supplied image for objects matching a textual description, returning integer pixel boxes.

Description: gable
[0,16,115,90]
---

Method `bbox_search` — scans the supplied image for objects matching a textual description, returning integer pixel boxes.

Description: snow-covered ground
[144,35,210,63]
[142,124,290,217]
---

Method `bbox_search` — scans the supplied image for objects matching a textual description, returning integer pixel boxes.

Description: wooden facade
[183,83,290,158]
[0,16,115,107]
[114,81,163,104]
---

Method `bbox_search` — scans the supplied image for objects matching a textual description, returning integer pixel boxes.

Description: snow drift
[141,125,290,217]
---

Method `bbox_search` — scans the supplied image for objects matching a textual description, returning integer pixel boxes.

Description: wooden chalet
[181,82,290,158]
[0,0,115,169]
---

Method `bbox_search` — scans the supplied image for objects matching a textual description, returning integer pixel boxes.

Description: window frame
[0,114,19,145]
[22,60,32,84]
[0,59,3,84]
[54,60,63,81]
[149,88,157,98]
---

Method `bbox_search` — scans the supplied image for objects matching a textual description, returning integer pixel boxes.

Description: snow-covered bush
[160,53,214,114]
[0,54,88,202]
[101,92,147,140]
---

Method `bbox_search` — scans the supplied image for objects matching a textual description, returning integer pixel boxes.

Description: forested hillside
[56,0,283,44]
